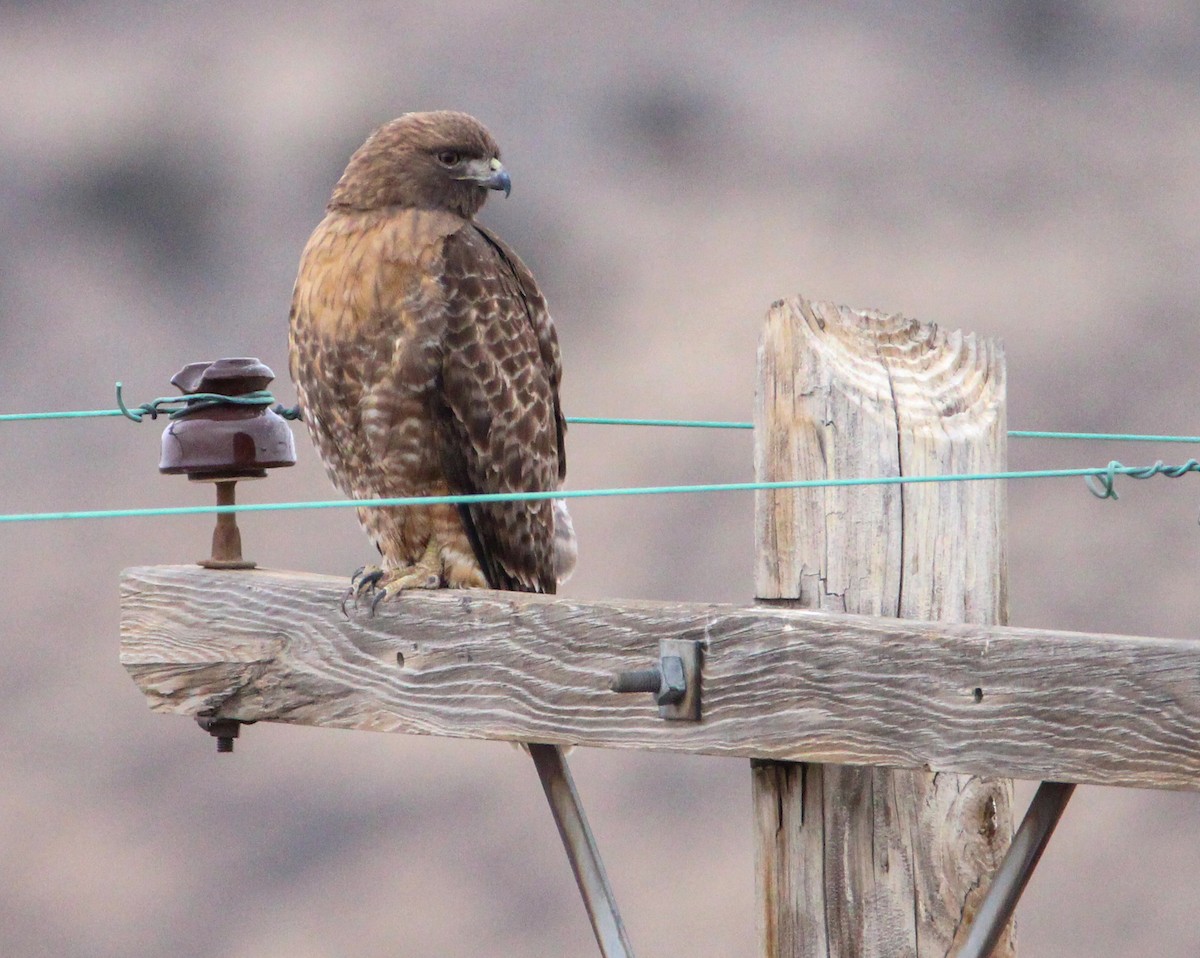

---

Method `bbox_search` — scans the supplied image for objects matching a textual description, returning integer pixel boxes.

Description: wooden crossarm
[121,564,1200,792]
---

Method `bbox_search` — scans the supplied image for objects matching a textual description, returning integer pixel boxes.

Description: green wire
[0,409,125,422]
[2,398,1198,524]
[4,406,1200,445]
[575,421,1200,443]
[1008,430,1200,443]
[1,463,1193,524]
[567,416,753,429]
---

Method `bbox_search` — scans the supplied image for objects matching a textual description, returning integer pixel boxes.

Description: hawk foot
[341,563,441,617]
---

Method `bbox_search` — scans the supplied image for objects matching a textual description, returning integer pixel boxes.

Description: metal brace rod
[956,781,1076,958]
[528,743,636,958]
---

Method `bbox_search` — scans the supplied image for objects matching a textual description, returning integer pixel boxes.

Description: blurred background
[2,2,1200,955]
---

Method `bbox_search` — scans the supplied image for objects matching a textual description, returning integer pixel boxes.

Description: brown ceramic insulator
[159,358,296,481]
[157,358,297,569]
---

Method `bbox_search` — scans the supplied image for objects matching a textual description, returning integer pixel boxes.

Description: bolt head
[655,655,687,705]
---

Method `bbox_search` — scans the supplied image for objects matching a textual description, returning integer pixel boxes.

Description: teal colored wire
[1008,430,1200,443]
[570,421,1200,442]
[1,463,1192,524]
[6,407,1200,446]
[567,416,753,429]
[0,409,125,422]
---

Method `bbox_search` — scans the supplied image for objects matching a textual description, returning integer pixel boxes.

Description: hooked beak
[458,156,511,197]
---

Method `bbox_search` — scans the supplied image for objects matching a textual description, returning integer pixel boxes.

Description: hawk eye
[436,150,461,167]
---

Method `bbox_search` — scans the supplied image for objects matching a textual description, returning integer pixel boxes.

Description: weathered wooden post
[752,297,1015,957]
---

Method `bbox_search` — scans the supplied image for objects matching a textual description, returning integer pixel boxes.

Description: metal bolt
[610,668,662,694]
[196,714,253,754]
[658,656,686,705]
[609,639,703,722]
[610,656,686,706]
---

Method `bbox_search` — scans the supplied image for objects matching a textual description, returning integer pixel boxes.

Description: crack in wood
[752,296,1014,958]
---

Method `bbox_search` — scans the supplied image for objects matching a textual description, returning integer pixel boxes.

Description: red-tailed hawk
[288,111,574,606]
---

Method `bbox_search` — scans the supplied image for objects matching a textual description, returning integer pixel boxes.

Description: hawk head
[328,111,511,219]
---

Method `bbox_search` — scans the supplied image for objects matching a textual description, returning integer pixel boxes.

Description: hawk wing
[430,223,566,593]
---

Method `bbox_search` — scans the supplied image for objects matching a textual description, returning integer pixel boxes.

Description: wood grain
[120,564,1200,792]
[753,297,1014,958]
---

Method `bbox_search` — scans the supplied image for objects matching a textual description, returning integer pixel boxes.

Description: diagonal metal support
[956,781,1076,958]
[528,743,636,958]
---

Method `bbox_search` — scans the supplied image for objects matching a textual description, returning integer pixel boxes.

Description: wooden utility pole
[121,294,1200,956]
[752,297,1014,957]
